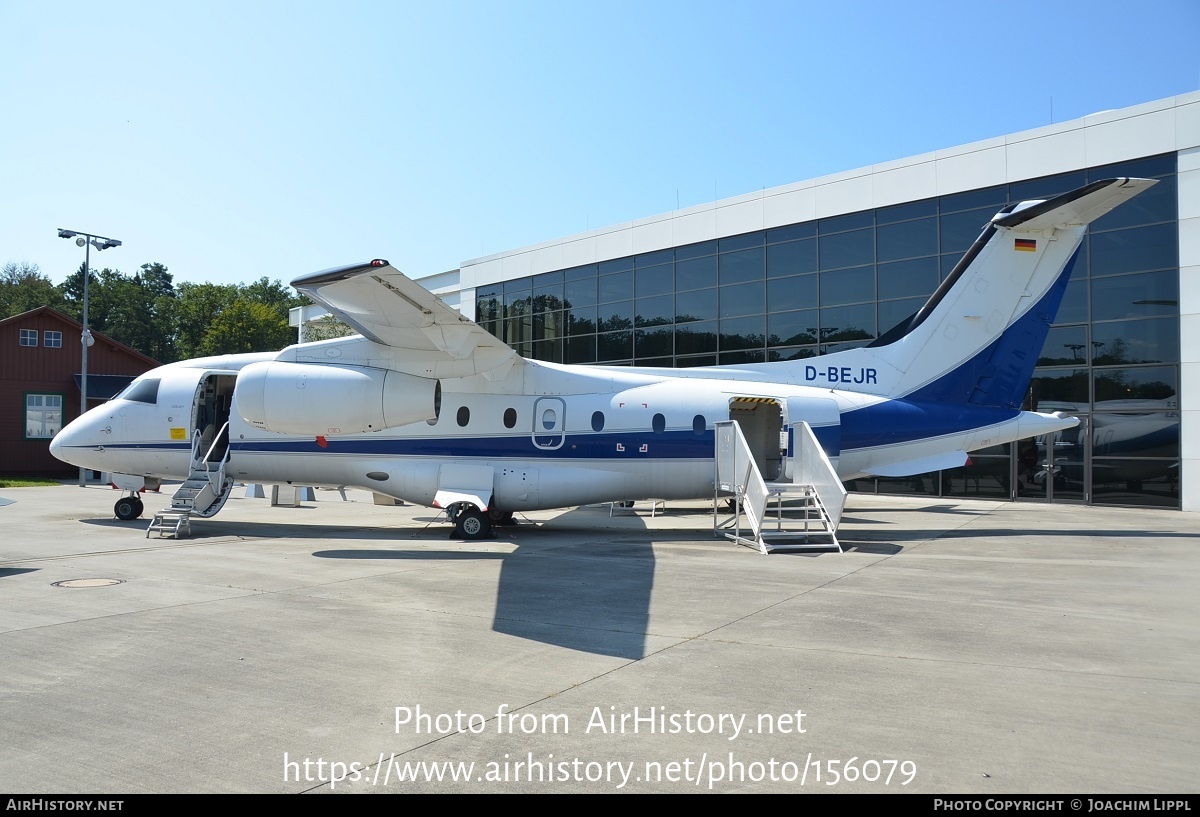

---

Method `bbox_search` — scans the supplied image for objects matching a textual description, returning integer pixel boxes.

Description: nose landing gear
[114,493,144,521]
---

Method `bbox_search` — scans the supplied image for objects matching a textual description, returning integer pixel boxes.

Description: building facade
[0,307,159,477]
[423,92,1200,511]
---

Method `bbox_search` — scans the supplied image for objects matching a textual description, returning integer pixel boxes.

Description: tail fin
[777,177,1157,406]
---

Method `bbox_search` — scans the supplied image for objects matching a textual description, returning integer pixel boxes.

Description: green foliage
[1,262,65,317]
[9,258,306,363]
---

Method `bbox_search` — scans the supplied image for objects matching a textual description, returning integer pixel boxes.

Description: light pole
[57,228,122,486]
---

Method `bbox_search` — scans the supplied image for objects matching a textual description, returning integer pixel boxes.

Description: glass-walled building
[425,92,1200,511]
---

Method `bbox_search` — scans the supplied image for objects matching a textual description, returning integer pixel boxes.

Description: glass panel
[598,270,633,303]
[532,338,562,363]
[719,281,764,319]
[635,327,673,358]
[719,315,765,350]
[766,273,817,312]
[819,228,873,269]
[597,330,632,361]
[940,208,995,254]
[1091,174,1176,232]
[635,263,674,297]
[564,263,598,281]
[876,217,936,263]
[1092,412,1179,458]
[767,309,818,346]
[597,301,633,332]
[820,265,874,307]
[876,198,937,225]
[767,222,816,243]
[819,210,872,234]
[676,255,717,291]
[767,345,818,361]
[1031,367,1088,409]
[676,354,717,368]
[819,303,875,343]
[1088,153,1176,182]
[532,289,563,313]
[878,256,938,300]
[767,238,817,278]
[675,288,717,322]
[675,321,718,354]
[1091,317,1178,365]
[1009,171,1087,202]
[877,297,926,335]
[1039,325,1089,366]
[1091,270,1178,321]
[598,257,632,274]
[718,232,764,252]
[564,335,596,363]
[719,350,766,364]
[719,247,764,285]
[1093,366,1176,403]
[635,357,673,368]
[567,305,597,336]
[939,185,1005,214]
[504,289,531,309]
[1089,224,1178,277]
[635,249,674,267]
[674,240,716,261]
[635,294,674,327]
[565,277,597,308]
[1091,458,1179,507]
[943,457,1012,499]
[532,311,562,340]
[1057,278,1088,324]
[875,472,939,496]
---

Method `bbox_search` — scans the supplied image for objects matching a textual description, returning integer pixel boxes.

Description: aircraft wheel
[132,498,144,518]
[114,496,142,521]
[455,509,493,541]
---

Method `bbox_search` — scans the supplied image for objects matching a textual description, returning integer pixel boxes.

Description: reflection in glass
[766,274,817,312]
[676,256,718,290]
[675,321,718,354]
[719,281,764,319]
[1089,224,1178,277]
[598,270,633,303]
[767,239,817,278]
[1093,366,1176,403]
[1038,325,1089,365]
[1090,318,1178,365]
[876,217,936,262]
[719,315,765,350]
[597,330,633,361]
[635,294,673,327]
[676,288,717,323]
[819,228,874,269]
[719,248,765,285]
[819,302,875,342]
[1090,270,1178,321]
[767,309,817,346]
[635,327,673,358]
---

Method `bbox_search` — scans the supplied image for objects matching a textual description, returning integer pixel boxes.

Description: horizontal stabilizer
[862,451,969,478]
[993,177,1157,231]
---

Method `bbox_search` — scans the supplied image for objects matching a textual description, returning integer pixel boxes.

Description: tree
[199,299,291,356]
[303,313,357,342]
[175,281,239,359]
[0,261,65,318]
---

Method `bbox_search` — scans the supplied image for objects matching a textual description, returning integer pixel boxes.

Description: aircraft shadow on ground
[314,507,657,660]
[0,567,39,579]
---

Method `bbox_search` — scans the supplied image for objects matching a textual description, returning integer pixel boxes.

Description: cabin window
[652,413,666,434]
[503,408,517,428]
[43,331,62,348]
[119,378,160,405]
[693,415,706,435]
[591,411,605,432]
[541,408,557,430]
[25,394,63,439]
[19,329,37,347]
[457,406,470,427]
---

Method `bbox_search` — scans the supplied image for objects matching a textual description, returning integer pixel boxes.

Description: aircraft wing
[292,259,522,379]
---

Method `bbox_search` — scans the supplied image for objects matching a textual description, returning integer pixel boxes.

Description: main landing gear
[114,493,144,521]
[446,503,496,541]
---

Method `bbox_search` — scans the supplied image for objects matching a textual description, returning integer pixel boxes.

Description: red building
[0,307,159,477]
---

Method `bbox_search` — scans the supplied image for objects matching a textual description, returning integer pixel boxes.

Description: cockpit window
[119,378,161,404]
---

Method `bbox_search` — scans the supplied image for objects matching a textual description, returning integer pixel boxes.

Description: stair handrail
[200,421,231,491]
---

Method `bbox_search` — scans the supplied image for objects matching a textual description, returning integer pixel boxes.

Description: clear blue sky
[2,0,1197,289]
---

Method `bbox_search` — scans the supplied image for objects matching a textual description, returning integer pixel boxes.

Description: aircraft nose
[49,414,92,466]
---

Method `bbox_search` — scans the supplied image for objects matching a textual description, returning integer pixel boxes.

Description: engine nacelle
[235,361,440,435]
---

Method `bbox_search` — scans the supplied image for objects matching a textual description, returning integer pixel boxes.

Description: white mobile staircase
[714,419,846,554]
[147,423,236,538]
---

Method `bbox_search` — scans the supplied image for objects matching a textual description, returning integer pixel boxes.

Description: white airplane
[50,177,1155,539]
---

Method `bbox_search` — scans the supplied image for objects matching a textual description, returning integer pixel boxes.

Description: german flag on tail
[1014,238,1037,252]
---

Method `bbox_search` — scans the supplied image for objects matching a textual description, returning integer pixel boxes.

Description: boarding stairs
[147,423,235,538]
[713,420,846,553]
